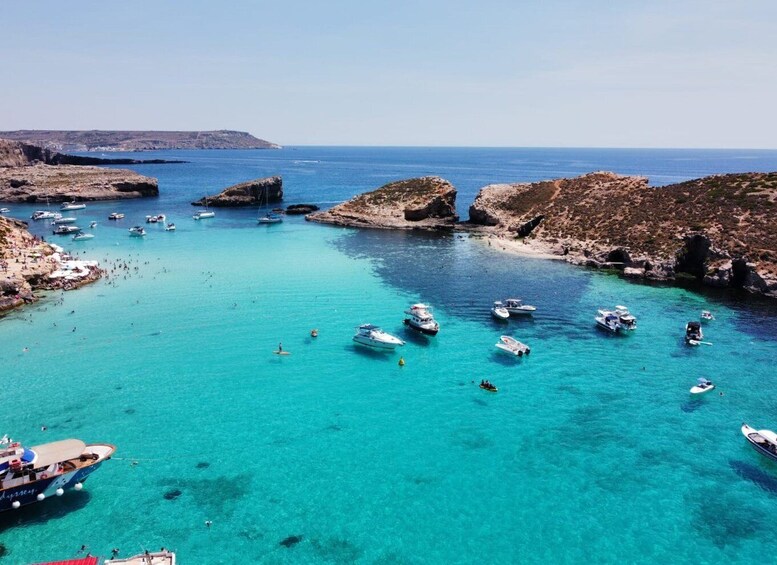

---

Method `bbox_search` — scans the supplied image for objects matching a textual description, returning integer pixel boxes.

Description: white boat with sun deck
[129,226,147,237]
[690,377,715,394]
[353,324,405,350]
[495,335,531,356]
[685,321,703,345]
[595,310,622,333]
[31,210,59,220]
[613,305,637,330]
[403,304,440,335]
[491,301,510,321]
[60,201,86,211]
[503,298,536,315]
[741,424,777,462]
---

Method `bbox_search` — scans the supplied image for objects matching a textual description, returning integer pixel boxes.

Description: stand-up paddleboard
[273,350,290,355]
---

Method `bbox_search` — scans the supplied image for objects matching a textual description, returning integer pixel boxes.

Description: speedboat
[595,310,622,333]
[193,210,215,220]
[60,201,86,211]
[403,304,440,335]
[258,212,283,224]
[741,424,777,463]
[165,223,176,231]
[0,208,9,214]
[72,232,94,241]
[53,225,80,235]
[129,226,147,237]
[31,210,58,220]
[0,434,115,512]
[491,301,510,321]
[479,381,498,392]
[89,221,97,228]
[52,216,77,225]
[701,310,715,321]
[353,324,405,350]
[685,321,703,345]
[503,298,536,315]
[495,335,531,356]
[146,214,166,223]
[614,305,637,330]
[690,377,715,394]
[108,212,125,220]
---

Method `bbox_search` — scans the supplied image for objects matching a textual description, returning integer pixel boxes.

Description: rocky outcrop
[468,171,777,298]
[307,177,458,230]
[191,176,282,207]
[0,130,280,151]
[0,138,183,167]
[0,164,158,202]
[285,204,319,215]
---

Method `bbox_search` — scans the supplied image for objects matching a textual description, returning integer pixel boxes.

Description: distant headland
[0,129,281,152]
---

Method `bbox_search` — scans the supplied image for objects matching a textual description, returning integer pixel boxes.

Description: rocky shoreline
[192,176,282,207]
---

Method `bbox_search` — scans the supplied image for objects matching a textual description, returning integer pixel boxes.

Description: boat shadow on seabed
[0,490,92,532]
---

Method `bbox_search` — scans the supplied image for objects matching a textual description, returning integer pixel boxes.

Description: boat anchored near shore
[403,304,440,336]
[741,424,777,462]
[495,335,531,356]
[353,324,405,350]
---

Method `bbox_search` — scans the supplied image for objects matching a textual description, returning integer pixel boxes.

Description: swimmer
[205,520,213,528]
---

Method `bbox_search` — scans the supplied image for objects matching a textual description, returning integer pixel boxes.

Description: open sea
[2,147,777,564]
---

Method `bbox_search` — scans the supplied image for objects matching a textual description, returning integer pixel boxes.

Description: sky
[1,1,775,148]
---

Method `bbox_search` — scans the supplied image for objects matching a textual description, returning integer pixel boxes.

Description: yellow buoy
[398,357,405,366]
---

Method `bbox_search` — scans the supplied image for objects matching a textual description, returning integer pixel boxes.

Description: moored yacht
[60,201,86,211]
[146,214,166,223]
[193,210,215,220]
[741,424,777,462]
[353,324,405,350]
[491,301,510,321]
[257,212,283,224]
[685,321,703,345]
[108,212,125,220]
[595,310,622,333]
[72,231,94,241]
[31,210,59,220]
[53,225,80,235]
[165,222,176,231]
[129,226,147,237]
[403,304,440,335]
[52,216,77,225]
[495,335,531,356]
[0,208,10,214]
[701,310,715,321]
[690,377,715,394]
[614,305,637,330]
[0,434,115,512]
[503,298,536,315]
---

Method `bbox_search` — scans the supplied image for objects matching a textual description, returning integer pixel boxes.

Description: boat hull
[403,319,439,336]
[742,425,777,463]
[353,336,400,350]
[0,461,103,512]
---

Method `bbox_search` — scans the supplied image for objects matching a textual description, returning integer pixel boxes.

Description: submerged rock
[307,176,458,230]
[280,535,304,548]
[192,175,282,207]
[285,203,319,215]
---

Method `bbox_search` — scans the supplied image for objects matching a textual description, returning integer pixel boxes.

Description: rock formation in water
[468,171,777,297]
[285,204,319,215]
[306,176,458,230]
[191,176,283,207]
[0,129,280,151]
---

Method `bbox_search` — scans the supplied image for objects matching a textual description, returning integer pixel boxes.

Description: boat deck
[106,550,175,565]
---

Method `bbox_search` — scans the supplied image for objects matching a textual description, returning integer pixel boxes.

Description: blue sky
[1,1,775,147]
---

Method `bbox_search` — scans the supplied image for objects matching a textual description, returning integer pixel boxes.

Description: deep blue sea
[2,147,777,564]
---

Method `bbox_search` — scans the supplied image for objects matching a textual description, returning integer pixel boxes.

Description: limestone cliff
[307,177,458,230]
[191,176,282,207]
[468,171,777,297]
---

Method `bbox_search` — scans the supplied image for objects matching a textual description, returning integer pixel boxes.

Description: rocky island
[468,171,777,297]
[191,176,282,207]
[307,176,458,230]
[0,130,280,151]
[0,139,158,202]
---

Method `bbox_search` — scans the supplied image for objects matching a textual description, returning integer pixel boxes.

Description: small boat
[60,201,86,211]
[52,216,78,225]
[146,214,166,223]
[129,226,147,237]
[72,232,94,241]
[353,324,405,350]
[108,212,125,220]
[741,424,777,463]
[614,305,637,330]
[257,212,283,224]
[311,329,318,338]
[479,381,498,393]
[164,223,176,231]
[403,304,440,336]
[701,310,715,321]
[31,210,58,220]
[491,301,510,321]
[89,221,97,228]
[193,210,215,220]
[0,208,9,214]
[503,298,536,315]
[685,321,703,345]
[106,549,176,564]
[0,434,115,512]
[495,335,531,356]
[595,310,622,333]
[690,377,715,394]
[53,225,80,235]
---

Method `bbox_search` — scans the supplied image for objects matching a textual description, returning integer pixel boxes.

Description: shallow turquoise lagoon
[1,148,777,563]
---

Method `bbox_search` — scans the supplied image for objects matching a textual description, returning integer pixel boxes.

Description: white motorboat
[0,208,9,214]
[72,232,94,241]
[701,310,715,321]
[257,212,283,224]
[495,335,531,356]
[690,377,715,394]
[491,301,510,321]
[52,225,80,235]
[31,210,59,220]
[685,321,703,345]
[52,216,77,225]
[741,424,777,462]
[60,201,86,211]
[613,305,637,330]
[108,212,125,220]
[503,298,537,315]
[353,324,405,350]
[129,226,147,237]
[193,210,215,220]
[403,304,440,336]
[595,310,622,333]
[89,221,97,228]
[146,214,166,223]
[165,223,176,231]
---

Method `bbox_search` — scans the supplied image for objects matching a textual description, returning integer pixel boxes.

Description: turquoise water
[2,148,777,563]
